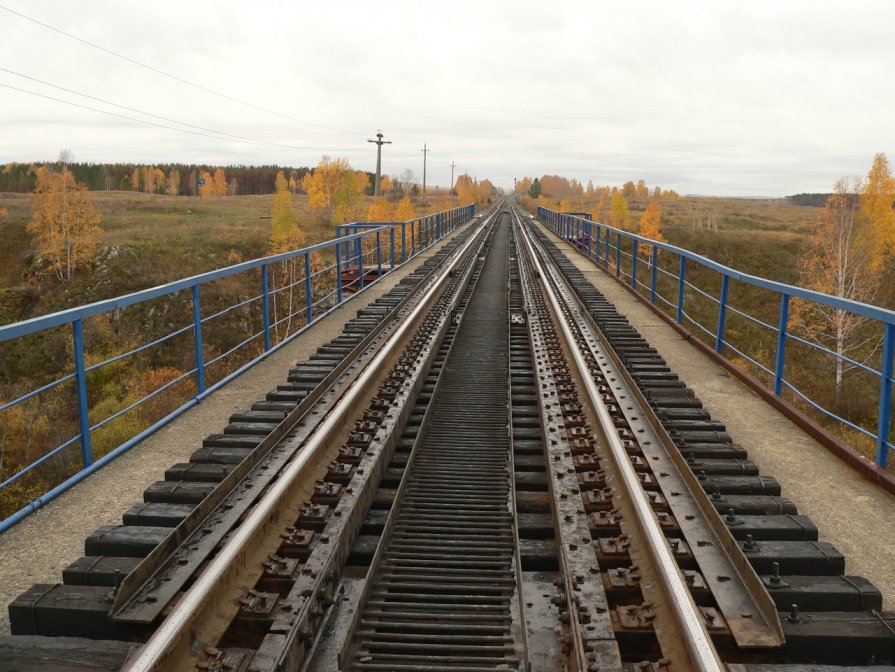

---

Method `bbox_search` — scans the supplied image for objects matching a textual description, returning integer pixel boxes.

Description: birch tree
[795,177,880,404]
[27,164,102,282]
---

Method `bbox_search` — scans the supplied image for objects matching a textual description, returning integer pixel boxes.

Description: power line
[0,3,366,136]
[0,82,361,153]
[0,66,318,150]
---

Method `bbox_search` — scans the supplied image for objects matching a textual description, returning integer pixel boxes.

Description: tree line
[0,161,322,196]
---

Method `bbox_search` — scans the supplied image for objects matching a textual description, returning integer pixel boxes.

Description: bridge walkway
[0,230,464,636]
[538,220,895,609]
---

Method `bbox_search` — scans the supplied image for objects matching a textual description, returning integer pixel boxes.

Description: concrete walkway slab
[539,222,895,609]
[0,233,463,635]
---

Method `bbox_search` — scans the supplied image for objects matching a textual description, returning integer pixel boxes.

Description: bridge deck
[538,220,895,609]
[0,234,460,636]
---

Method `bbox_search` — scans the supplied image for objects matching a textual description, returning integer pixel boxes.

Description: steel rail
[515,209,726,672]
[123,209,499,672]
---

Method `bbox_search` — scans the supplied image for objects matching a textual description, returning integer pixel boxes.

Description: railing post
[596,226,601,261]
[615,231,622,277]
[876,323,895,467]
[261,264,271,351]
[650,246,658,304]
[354,238,364,289]
[390,226,396,272]
[376,230,382,278]
[774,294,790,395]
[72,319,93,468]
[401,223,407,263]
[677,257,686,324]
[304,252,313,323]
[716,274,730,353]
[335,244,343,304]
[411,222,415,256]
[604,231,610,269]
[631,237,638,288]
[191,285,206,395]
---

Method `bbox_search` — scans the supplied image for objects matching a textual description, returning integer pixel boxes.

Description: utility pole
[367,131,391,196]
[420,143,430,196]
[450,161,456,197]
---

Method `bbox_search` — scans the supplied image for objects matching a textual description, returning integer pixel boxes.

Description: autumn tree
[860,153,895,266]
[516,177,532,196]
[143,166,156,194]
[455,175,476,204]
[395,195,416,221]
[269,171,306,337]
[334,170,369,224]
[302,156,349,221]
[380,175,394,198]
[131,167,141,191]
[28,164,102,281]
[199,171,215,198]
[477,179,494,204]
[637,200,666,256]
[367,197,393,222]
[0,206,7,223]
[609,192,630,229]
[165,169,180,196]
[213,168,228,196]
[795,177,880,404]
[595,188,610,224]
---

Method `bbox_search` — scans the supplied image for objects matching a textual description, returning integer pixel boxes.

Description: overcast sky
[1,0,893,196]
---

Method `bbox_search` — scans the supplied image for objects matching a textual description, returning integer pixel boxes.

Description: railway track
[3,200,894,671]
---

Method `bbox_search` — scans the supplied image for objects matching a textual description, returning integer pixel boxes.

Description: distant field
[0,190,451,324]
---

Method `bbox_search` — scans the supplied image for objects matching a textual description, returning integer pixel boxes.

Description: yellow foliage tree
[609,192,630,229]
[27,166,102,281]
[380,175,393,196]
[334,171,369,224]
[455,175,475,204]
[367,197,393,222]
[795,177,879,404]
[131,167,141,191]
[302,156,349,221]
[477,179,494,204]
[165,169,180,196]
[860,152,895,265]
[199,171,214,198]
[516,177,533,196]
[268,171,307,338]
[595,189,610,224]
[270,171,303,252]
[0,206,7,223]
[637,201,666,256]
[395,195,416,221]
[213,168,228,196]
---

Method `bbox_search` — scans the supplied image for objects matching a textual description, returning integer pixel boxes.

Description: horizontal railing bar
[0,373,76,413]
[85,324,194,372]
[0,435,80,490]
[0,205,472,341]
[90,368,198,433]
[539,208,895,325]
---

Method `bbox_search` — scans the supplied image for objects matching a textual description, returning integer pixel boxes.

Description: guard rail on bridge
[537,206,895,472]
[0,203,474,532]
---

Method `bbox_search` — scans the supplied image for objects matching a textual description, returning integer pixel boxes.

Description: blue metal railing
[0,203,474,533]
[537,206,895,469]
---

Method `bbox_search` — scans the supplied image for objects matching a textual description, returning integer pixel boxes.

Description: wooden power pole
[368,131,391,196]
[420,143,430,195]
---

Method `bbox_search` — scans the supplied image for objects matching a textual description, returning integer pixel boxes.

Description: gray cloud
[1,0,893,195]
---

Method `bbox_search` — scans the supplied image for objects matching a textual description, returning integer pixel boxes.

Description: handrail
[536,206,895,468]
[0,203,475,533]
